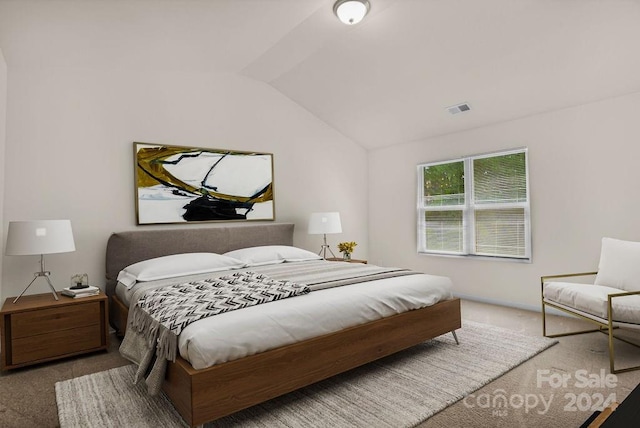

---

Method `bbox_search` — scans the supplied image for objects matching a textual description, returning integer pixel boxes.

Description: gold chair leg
[542,301,602,338]
[607,297,640,373]
[609,318,615,373]
[610,332,640,374]
[541,299,548,338]
[542,301,640,373]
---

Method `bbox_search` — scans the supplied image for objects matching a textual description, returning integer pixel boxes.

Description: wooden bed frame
[105,223,461,427]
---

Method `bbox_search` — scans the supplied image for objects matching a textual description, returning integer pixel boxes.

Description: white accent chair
[541,237,640,373]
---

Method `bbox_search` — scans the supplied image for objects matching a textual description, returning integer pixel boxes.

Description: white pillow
[594,237,640,292]
[117,252,246,289]
[223,245,321,267]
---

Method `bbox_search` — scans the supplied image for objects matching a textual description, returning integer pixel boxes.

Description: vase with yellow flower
[337,241,357,261]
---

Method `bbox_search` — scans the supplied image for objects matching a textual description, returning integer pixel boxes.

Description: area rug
[56,320,556,428]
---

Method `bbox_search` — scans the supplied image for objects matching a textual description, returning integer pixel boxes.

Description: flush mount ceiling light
[333,0,371,25]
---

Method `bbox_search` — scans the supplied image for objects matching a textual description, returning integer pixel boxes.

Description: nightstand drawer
[11,301,100,339]
[11,324,102,365]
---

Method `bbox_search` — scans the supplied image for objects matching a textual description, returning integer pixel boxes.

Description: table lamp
[308,212,342,259]
[5,219,76,303]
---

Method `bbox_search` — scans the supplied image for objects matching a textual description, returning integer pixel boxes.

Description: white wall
[1,68,368,298]
[369,92,640,310]
[0,49,6,303]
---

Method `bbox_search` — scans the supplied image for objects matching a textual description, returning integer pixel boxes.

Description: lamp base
[13,255,60,303]
[317,234,338,259]
[317,244,338,259]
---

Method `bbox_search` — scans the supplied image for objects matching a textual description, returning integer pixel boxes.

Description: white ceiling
[1,0,639,149]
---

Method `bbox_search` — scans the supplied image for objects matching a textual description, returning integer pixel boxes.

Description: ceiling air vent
[447,103,471,115]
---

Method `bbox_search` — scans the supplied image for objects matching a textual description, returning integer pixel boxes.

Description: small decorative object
[337,241,357,260]
[70,273,89,289]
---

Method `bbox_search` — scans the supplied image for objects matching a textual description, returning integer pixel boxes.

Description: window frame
[416,148,531,262]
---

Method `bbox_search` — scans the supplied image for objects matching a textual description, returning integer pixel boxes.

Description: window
[417,148,530,260]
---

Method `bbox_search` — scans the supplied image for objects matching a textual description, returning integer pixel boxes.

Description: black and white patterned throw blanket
[133,271,308,361]
[121,271,308,394]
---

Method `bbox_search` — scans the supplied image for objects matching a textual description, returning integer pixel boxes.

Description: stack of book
[61,285,100,298]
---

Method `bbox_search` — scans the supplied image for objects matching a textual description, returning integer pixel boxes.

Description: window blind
[424,210,464,253]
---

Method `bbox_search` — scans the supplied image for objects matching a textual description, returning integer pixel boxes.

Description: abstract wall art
[134,142,275,224]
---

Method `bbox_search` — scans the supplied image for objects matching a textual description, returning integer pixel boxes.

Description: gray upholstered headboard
[105,223,294,297]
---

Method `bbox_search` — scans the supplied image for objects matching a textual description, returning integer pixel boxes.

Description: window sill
[417,251,532,263]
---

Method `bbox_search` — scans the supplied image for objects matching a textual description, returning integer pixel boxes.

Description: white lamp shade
[333,0,370,25]
[308,212,343,235]
[5,220,76,256]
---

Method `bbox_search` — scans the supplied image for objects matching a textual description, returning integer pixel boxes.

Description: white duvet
[117,267,453,370]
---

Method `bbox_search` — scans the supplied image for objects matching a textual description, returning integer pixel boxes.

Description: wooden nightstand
[326,257,368,264]
[0,291,109,370]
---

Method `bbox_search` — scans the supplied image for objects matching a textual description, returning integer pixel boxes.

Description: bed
[105,223,461,427]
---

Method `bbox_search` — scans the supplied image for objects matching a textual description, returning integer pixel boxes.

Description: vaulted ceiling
[1,0,639,149]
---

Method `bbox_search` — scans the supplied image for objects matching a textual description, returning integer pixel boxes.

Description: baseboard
[454,292,569,317]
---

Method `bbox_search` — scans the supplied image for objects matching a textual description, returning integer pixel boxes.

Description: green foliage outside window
[423,161,464,206]
[474,152,526,204]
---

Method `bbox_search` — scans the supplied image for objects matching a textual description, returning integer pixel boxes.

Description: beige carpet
[55,320,556,428]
